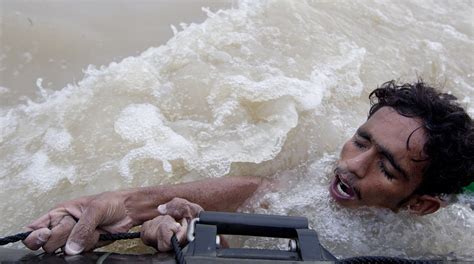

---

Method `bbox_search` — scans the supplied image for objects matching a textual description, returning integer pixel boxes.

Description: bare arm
[124,176,263,223]
[23,176,264,255]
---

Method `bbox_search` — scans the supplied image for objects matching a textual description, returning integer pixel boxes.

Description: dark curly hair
[368,80,473,196]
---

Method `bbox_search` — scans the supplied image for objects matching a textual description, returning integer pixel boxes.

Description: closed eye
[378,159,395,180]
[352,139,366,149]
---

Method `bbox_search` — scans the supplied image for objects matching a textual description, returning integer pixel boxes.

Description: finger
[26,213,52,230]
[22,228,51,251]
[186,203,204,219]
[140,215,171,246]
[42,215,76,253]
[141,215,177,247]
[65,222,100,255]
[157,197,187,218]
[176,218,188,245]
[141,215,180,252]
[65,203,104,255]
[158,198,203,220]
[157,222,180,252]
[140,220,158,247]
[174,203,202,220]
[157,204,167,215]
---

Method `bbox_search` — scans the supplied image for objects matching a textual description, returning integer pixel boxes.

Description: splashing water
[1,0,473,260]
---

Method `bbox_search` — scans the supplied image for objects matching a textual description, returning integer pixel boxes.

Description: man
[22,80,473,255]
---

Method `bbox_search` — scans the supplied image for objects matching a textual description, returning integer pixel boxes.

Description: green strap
[464,182,474,193]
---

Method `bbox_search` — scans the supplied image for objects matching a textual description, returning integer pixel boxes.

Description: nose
[344,148,375,179]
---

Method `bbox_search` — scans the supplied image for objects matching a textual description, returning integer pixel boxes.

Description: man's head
[330,80,473,215]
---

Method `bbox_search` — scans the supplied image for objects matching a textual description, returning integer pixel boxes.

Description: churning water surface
[1,0,473,261]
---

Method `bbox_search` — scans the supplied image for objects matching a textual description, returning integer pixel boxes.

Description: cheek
[362,182,400,207]
[361,171,402,196]
[362,178,411,205]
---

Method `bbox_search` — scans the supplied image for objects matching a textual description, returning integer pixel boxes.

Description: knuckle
[61,215,77,228]
[76,223,92,234]
[186,204,195,213]
[156,222,168,231]
[171,197,185,204]
[169,197,188,209]
[161,215,174,222]
[154,215,165,221]
[193,203,204,211]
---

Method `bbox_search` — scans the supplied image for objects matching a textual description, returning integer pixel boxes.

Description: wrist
[123,187,163,225]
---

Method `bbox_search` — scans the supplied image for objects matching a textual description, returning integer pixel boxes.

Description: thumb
[176,218,188,245]
[65,204,103,255]
[157,198,203,220]
[157,204,168,215]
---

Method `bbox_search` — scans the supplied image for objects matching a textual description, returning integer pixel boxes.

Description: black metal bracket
[185,211,336,262]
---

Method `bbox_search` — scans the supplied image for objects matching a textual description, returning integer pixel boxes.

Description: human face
[330,107,428,210]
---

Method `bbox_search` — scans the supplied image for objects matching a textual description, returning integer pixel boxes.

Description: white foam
[0,109,17,143]
[1,0,473,259]
[115,104,167,143]
[115,104,196,180]
[43,128,72,152]
[0,86,9,94]
[18,151,76,191]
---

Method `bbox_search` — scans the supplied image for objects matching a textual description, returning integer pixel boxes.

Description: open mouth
[330,174,357,201]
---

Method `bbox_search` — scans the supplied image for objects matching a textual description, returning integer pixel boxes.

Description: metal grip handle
[185,211,337,261]
[198,211,308,238]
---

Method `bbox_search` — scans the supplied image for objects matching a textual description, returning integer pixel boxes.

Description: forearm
[24,176,264,254]
[123,176,264,225]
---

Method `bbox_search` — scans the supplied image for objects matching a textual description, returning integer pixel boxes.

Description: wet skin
[330,106,429,211]
[23,106,444,255]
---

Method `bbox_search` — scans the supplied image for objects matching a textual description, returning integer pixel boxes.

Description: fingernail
[175,222,181,227]
[38,232,50,242]
[157,204,167,214]
[65,241,84,255]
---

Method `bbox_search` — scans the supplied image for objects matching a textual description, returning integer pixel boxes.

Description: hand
[22,191,137,255]
[157,197,204,221]
[140,197,203,251]
[140,216,187,252]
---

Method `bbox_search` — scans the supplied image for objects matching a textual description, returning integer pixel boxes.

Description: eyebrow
[356,129,410,180]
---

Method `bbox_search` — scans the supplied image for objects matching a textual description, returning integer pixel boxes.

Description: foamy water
[1,0,473,260]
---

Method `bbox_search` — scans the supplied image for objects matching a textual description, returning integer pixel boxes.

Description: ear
[407,195,442,215]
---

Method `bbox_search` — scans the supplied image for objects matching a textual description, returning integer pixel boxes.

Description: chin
[332,198,359,208]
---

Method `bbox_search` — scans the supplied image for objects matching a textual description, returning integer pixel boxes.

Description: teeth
[337,181,350,197]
